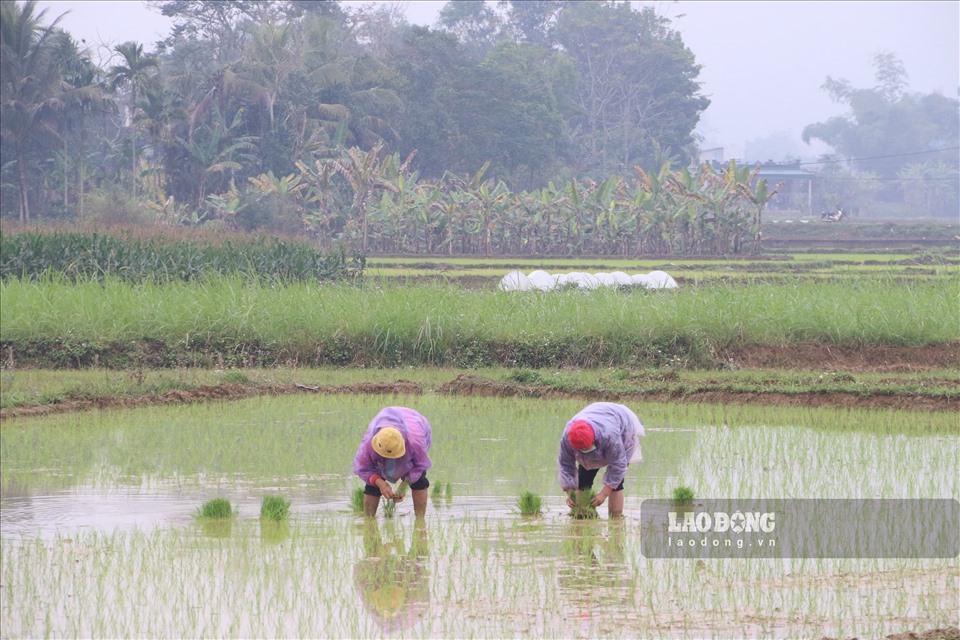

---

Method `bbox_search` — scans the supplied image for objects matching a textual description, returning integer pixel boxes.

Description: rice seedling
[350,487,366,514]
[195,497,233,519]
[260,495,291,521]
[517,491,543,516]
[569,490,599,520]
[672,485,695,506]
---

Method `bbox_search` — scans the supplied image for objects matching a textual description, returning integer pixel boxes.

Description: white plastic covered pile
[498,269,678,291]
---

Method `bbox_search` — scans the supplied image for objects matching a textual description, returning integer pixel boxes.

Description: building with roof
[752,162,818,215]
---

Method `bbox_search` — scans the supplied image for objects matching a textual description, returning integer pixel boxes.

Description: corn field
[0,231,364,284]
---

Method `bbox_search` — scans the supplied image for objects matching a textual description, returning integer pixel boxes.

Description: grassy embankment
[2,276,956,369]
[1,276,957,414]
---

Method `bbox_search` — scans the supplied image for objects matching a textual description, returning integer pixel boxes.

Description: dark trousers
[364,473,430,497]
[577,464,624,491]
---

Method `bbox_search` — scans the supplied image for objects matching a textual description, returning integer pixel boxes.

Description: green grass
[219,369,251,385]
[259,495,291,521]
[1,275,957,369]
[517,491,543,516]
[3,366,957,417]
[195,497,234,519]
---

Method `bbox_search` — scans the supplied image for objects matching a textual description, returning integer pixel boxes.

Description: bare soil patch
[822,627,960,640]
[1,381,424,421]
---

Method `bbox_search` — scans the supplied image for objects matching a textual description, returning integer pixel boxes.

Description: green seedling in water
[672,485,695,506]
[431,481,443,499]
[381,480,409,518]
[260,494,291,521]
[444,481,453,500]
[517,491,543,516]
[570,490,598,520]
[350,487,365,514]
[195,497,233,519]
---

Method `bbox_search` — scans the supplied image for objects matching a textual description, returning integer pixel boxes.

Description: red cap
[567,420,595,450]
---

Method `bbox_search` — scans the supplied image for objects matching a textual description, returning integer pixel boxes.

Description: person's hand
[590,485,612,507]
[376,478,395,500]
[566,492,576,508]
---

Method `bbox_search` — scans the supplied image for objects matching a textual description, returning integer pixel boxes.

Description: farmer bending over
[558,402,645,518]
[354,406,433,517]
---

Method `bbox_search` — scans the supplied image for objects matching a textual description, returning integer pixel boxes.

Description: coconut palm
[53,36,108,219]
[106,41,159,196]
[0,0,68,221]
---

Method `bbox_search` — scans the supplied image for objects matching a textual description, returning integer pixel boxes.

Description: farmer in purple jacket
[354,406,433,517]
[558,402,645,518]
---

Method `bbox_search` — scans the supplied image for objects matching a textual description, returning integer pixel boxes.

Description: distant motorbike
[820,206,844,222]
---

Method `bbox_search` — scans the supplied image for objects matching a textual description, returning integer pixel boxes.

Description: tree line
[1,0,955,256]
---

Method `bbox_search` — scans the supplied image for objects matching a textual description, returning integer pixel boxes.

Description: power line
[797,147,960,166]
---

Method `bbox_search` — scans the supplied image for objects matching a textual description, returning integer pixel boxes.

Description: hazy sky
[33,0,960,162]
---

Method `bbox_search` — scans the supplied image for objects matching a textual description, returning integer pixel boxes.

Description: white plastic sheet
[498,269,677,291]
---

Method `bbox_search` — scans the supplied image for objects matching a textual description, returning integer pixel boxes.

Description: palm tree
[106,41,159,196]
[53,35,108,218]
[0,0,67,222]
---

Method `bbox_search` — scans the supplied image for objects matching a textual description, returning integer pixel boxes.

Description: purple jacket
[353,407,433,485]
[558,402,644,492]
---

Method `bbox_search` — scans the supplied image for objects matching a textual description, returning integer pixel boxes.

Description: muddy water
[1,395,957,638]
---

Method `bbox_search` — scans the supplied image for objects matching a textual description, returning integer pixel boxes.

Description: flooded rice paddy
[1,395,957,638]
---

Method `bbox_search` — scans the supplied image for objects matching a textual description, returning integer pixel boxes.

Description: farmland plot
[1,395,956,639]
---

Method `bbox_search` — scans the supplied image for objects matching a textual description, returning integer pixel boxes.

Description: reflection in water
[259,519,290,545]
[557,519,633,618]
[199,518,234,539]
[353,519,430,634]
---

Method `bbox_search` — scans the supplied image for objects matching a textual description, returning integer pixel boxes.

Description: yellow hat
[372,427,405,459]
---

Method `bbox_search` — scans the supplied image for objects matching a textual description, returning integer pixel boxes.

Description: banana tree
[295,158,344,245]
[248,170,307,230]
[321,143,409,253]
